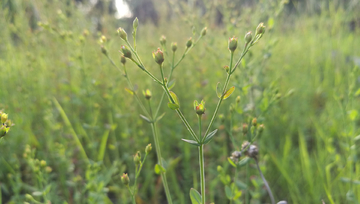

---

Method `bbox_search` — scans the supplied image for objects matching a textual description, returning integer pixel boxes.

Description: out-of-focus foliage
[0,0,359,203]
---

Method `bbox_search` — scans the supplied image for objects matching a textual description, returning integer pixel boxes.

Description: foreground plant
[103,18,206,204]
[109,18,266,203]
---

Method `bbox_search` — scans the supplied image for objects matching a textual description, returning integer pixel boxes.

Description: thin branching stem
[255,158,275,204]
[198,116,206,204]
[106,55,151,117]
[150,123,173,204]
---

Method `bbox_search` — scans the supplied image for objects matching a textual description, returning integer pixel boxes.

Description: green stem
[175,109,200,142]
[198,116,206,204]
[203,51,234,137]
[106,55,151,118]
[255,158,275,204]
[127,185,136,204]
[154,51,176,118]
[136,154,148,178]
[199,145,205,204]
[133,164,138,201]
[150,123,173,204]
[173,35,202,69]
[230,167,238,204]
[159,65,199,142]
[246,162,250,204]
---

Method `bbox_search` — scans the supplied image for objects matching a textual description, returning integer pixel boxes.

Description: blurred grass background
[0,0,360,203]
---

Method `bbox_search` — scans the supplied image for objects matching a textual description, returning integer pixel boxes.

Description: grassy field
[0,0,360,203]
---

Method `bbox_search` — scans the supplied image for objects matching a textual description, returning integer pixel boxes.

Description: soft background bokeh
[0,0,360,203]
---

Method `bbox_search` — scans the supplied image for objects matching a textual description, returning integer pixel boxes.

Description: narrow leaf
[155,112,166,122]
[124,88,134,95]
[223,86,235,99]
[216,82,222,98]
[190,188,202,204]
[202,129,218,144]
[139,114,152,123]
[228,157,237,167]
[98,129,111,162]
[168,80,176,90]
[235,180,248,190]
[181,139,200,146]
[238,157,250,167]
[234,190,242,199]
[225,185,233,199]
[154,164,166,174]
[169,91,180,106]
[168,103,180,110]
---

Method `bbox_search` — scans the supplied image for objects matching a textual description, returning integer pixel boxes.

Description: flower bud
[171,42,177,52]
[121,45,132,59]
[133,17,139,30]
[40,160,47,167]
[248,145,259,159]
[101,46,107,55]
[0,126,7,137]
[241,141,250,152]
[228,37,238,52]
[236,96,241,104]
[100,35,107,43]
[201,27,207,36]
[223,65,230,73]
[121,173,130,186]
[255,23,265,35]
[231,151,242,159]
[45,166,52,173]
[160,35,166,47]
[145,143,152,154]
[186,37,193,48]
[244,31,252,44]
[242,123,248,135]
[83,29,89,37]
[217,165,223,173]
[153,48,164,65]
[1,113,8,123]
[196,104,205,115]
[229,105,234,113]
[194,100,206,115]
[117,27,127,40]
[252,118,257,127]
[258,124,264,134]
[133,152,141,165]
[143,89,152,100]
[120,55,126,65]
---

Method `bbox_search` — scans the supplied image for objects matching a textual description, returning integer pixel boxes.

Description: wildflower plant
[103,17,267,203]
[103,17,207,204]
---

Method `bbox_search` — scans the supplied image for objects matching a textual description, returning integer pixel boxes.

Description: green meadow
[0,0,360,203]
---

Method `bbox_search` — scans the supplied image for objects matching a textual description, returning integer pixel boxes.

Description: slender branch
[198,116,206,204]
[203,51,234,137]
[173,35,202,69]
[150,123,173,204]
[199,145,205,204]
[255,158,275,204]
